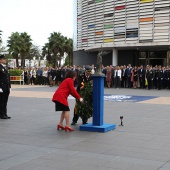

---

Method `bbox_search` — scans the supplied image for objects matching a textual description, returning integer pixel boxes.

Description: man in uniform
[155,65,163,90]
[0,54,11,119]
[71,65,93,125]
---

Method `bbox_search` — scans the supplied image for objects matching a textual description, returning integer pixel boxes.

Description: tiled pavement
[0,85,170,170]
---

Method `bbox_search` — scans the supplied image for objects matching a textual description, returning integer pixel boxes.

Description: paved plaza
[0,85,170,170]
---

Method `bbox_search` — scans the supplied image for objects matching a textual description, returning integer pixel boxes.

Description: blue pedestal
[80,75,116,132]
[80,123,116,133]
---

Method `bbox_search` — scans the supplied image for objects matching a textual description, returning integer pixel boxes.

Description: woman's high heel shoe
[65,126,74,132]
[57,125,65,130]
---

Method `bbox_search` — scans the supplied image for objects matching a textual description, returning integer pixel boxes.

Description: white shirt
[91,69,95,74]
[114,70,122,78]
[0,63,6,68]
[43,70,48,77]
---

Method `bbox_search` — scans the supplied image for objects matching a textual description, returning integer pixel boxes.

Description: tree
[48,32,65,67]
[19,32,32,68]
[29,44,41,60]
[7,32,21,67]
[42,43,52,65]
[64,54,69,66]
[7,32,32,68]
[43,32,73,67]
[65,38,73,66]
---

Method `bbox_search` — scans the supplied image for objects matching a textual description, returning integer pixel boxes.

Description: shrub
[9,69,23,76]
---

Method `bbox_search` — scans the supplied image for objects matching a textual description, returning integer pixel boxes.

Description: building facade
[73,0,170,67]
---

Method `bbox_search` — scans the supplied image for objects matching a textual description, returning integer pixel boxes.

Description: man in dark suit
[138,65,146,89]
[155,65,163,90]
[71,65,93,125]
[0,54,11,119]
[121,65,127,88]
[125,64,132,88]
[146,65,153,90]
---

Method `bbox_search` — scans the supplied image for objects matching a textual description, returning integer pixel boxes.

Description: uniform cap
[0,54,6,59]
[85,65,92,70]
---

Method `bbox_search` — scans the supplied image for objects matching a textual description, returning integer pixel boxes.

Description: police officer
[71,65,93,125]
[155,65,163,90]
[0,54,11,119]
[166,67,170,89]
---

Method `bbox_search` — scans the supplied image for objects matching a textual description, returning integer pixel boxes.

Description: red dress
[106,70,112,82]
[52,78,81,106]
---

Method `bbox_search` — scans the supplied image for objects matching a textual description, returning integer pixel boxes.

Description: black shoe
[71,122,76,125]
[82,122,88,125]
[0,116,8,119]
[4,114,11,119]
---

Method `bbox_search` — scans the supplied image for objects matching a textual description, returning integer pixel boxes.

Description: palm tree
[7,32,21,67]
[48,32,65,67]
[44,32,73,67]
[7,32,32,68]
[42,43,52,65]
[19,32,32,68]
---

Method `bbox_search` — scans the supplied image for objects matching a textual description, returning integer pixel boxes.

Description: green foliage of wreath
[76,81,93,121]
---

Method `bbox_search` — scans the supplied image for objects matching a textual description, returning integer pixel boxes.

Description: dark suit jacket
[138,68,146,78]
[125,68,132,77]
[0,64,11,92]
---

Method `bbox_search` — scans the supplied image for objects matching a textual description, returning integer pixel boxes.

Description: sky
[0,0,74,47]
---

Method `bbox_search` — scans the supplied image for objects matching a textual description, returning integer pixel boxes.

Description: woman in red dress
[106,66,112,88]
[52,70,83,132]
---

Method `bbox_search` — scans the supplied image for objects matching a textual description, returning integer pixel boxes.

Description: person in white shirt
[30,67,36,85]
[114,66,122,88]
[42,67,48,85]
[91,64,95,74]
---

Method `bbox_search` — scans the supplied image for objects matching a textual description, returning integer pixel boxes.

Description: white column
[112,48,118,66]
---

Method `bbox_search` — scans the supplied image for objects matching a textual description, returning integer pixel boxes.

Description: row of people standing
[22,67,48,85]
[102,64,170,90]
[21,65,85,86]
[21,66,71,86]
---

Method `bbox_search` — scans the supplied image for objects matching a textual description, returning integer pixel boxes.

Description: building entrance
[138,50,167,67]
[149,59,164,67]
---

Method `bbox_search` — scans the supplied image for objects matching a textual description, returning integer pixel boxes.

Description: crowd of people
[16,63,170,90]
[103,64,170,90]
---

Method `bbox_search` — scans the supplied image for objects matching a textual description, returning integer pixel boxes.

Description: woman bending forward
[52,70,83,132]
